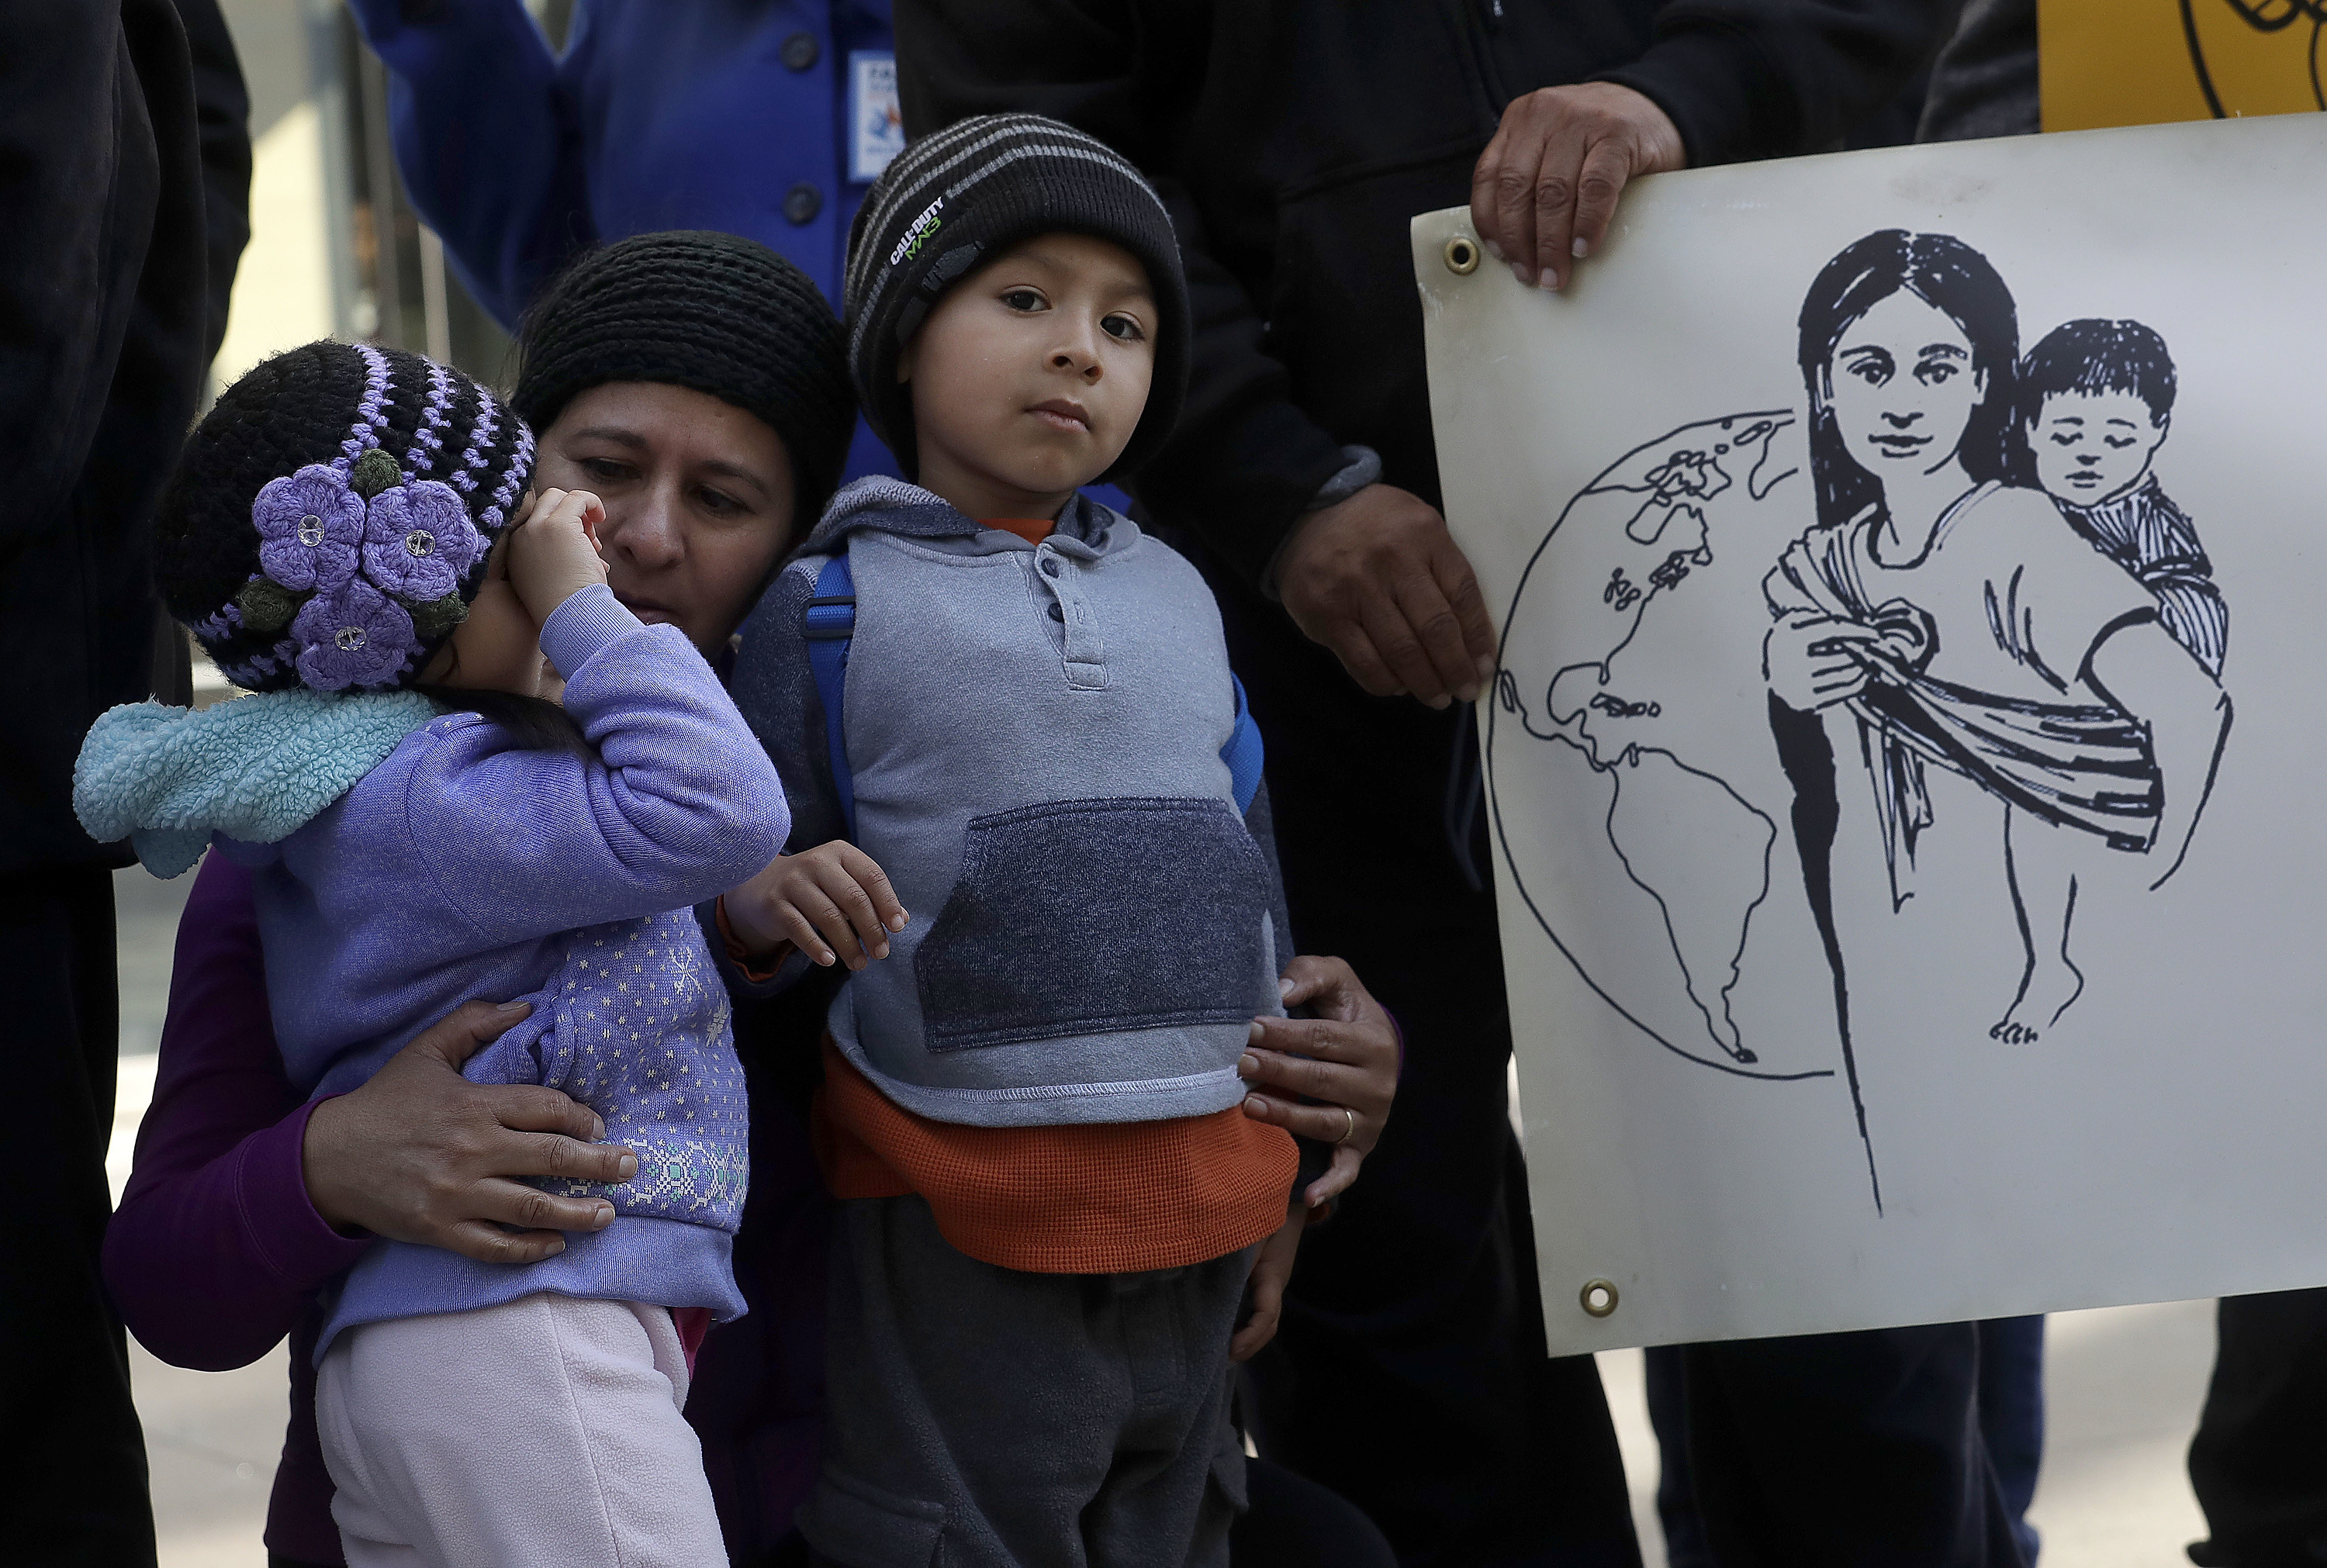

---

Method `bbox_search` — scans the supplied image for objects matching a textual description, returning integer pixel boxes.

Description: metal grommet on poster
[1579,1279,1620,1318]
[1444,234,1482,275]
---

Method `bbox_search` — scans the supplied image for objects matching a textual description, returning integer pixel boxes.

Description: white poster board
[1413,112,2327,1355]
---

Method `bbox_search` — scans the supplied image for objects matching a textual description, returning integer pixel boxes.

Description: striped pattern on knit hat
[154,342,533,695]
[842,113,1190,482]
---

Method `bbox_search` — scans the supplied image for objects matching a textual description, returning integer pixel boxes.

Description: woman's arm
[105,854,370,1370]
[2086,618,2232,888]
[104,855,638,1369]
[344,0,591,326]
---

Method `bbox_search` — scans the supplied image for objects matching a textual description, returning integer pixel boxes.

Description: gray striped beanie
[843,113,1190,482]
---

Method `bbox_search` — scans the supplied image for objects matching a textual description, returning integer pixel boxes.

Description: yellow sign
[2041,0,2325,131]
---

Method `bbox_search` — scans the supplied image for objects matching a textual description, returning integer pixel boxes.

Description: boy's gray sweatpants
[800,1193,1260,1568]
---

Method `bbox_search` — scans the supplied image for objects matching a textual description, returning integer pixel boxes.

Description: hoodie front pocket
[915,796,1274,1052]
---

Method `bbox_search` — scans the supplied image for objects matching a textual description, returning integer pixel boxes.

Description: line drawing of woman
[1762,231,2232,1115]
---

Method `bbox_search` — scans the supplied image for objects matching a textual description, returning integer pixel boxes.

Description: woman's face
[1823,288,1986,483]
[531,382,796,654]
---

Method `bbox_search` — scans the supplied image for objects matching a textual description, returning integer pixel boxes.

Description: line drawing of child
[2021,318,2228,676]
[1764,230,2235,1075]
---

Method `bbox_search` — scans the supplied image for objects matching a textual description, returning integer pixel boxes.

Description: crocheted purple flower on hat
[291,578,417,691]
[253,465,363,592]
[361,479,484,602]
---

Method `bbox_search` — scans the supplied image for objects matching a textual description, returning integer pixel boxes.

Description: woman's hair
[1796,230,2021,530]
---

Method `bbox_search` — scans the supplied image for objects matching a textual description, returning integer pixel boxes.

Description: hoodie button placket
[1035,544,1106,690]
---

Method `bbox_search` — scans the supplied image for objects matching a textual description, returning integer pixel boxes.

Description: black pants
[2189,1287,2327,1566]
[1654,1325,2026,1568]
[1233,1458,1398,1567]
[1211,568,1637,1568]
[805,1460,1395,1568]
[0,868,156,1565]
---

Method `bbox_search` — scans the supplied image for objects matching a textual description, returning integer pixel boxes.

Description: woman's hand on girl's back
[301,999,638,1264]
[1238,955,1400,1207]
[507,487,610,623]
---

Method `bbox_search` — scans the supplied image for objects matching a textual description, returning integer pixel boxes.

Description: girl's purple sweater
[222,585,787,1352]
[102,584,807,1562]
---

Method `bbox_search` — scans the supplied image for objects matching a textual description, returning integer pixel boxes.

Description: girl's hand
[1764,610,1879,710]
[301,1000,637,1265]
[506,487,609,625]
[725,841,908,970]
[1240,955,1399,1207]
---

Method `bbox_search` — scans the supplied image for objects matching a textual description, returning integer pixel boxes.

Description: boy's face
[2031,390,2166,508]
[898,233,1156,514]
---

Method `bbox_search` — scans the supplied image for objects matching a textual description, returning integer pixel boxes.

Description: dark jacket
[897,0,1948,587]
[0,0,244,876]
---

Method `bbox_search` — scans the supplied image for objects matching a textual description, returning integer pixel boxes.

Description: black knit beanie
[843,113,1190,482]
[513,231,856,521]
[155,341,534,694]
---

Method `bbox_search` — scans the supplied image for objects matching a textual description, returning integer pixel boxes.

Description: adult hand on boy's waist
[303,1000,639,1265]
[1237,955,1399,1208]
[1277,482,1498,710]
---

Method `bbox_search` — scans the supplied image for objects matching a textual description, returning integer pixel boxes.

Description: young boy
[724,115,1314,1567]
[2022,317,2228,675]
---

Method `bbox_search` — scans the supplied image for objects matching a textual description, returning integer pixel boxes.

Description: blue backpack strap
[801,551,858,838]
[1221,673,1264,816]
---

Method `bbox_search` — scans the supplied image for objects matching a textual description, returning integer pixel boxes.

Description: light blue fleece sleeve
[399,585,790,947]
[345,0,592,327]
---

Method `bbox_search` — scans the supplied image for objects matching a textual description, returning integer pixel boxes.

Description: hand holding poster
[1414,112,2327,1355]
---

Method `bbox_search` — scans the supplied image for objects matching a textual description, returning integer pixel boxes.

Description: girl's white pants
[316,1292,726,1567]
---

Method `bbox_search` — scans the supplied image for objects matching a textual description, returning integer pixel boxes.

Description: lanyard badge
[849,50,904,184]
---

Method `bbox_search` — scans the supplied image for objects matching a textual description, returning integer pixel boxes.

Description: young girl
[74,340,789,1565]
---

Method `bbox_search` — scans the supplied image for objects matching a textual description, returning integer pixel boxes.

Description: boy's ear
[895,336,916,385]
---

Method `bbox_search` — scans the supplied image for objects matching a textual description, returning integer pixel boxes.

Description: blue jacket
[350,0,894,326]
[349,0,900,479]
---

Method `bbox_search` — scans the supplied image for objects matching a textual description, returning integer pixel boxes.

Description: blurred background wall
[212,0,575,393]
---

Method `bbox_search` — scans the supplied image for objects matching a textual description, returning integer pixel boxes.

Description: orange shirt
[984,517,1059,545]
[816,1044,1295,1273]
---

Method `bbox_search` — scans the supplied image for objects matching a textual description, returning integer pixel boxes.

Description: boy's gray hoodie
[731,478,1288,1128]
